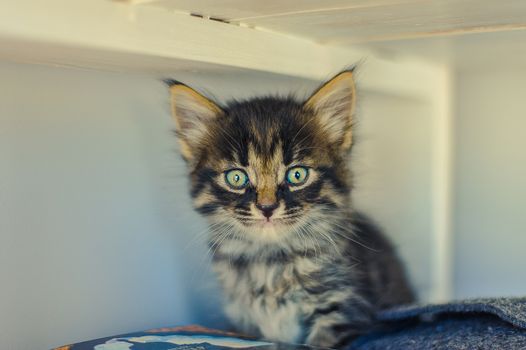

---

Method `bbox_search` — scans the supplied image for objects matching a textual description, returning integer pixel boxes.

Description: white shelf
[0,0,444,100]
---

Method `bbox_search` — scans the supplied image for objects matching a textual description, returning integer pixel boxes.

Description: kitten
[165,70,414,348]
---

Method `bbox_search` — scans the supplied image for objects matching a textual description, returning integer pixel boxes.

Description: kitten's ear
[166,80,222,164]
[304,70,356,152]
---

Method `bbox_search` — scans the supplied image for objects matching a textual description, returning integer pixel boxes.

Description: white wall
[0,63,192,349]
[353,94,433,301]
[452,68,526,298]
[0,61,434,349]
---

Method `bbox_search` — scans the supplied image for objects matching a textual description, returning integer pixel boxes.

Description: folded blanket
[350,297,526,350]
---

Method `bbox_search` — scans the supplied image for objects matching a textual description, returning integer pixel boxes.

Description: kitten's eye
[225,169,249,190]
[286,166,309,186]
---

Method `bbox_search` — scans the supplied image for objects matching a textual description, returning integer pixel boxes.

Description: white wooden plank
[138,0,526,43]
[138,0,406,21]
[242,0,526,44]
[0,0,441,100]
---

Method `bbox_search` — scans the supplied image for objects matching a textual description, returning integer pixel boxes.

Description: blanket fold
[350,297,526,350]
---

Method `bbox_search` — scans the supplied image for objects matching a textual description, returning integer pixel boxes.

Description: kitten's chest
[213,259,317,342]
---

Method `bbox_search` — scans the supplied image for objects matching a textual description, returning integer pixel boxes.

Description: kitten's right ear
[165,80,222,165]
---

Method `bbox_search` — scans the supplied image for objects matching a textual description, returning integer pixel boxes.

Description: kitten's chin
[255,218,280,228]
[240,219,294,243]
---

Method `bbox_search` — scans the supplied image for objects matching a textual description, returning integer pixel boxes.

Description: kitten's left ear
[304,70,356,152]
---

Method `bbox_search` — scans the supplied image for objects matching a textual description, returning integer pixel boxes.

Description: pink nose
[256,202,279,218]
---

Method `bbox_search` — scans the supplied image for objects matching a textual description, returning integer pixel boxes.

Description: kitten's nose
[256,202,279,219]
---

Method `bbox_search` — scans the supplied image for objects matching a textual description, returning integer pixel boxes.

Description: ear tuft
[167,81,222,165]
[163,78,183,87]
[305,70,356,152]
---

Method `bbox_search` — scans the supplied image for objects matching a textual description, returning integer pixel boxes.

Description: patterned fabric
[53,325,308,350]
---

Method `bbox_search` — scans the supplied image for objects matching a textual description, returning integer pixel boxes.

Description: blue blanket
[350,297,526,349]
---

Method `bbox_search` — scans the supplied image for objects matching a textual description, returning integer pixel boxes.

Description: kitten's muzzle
[256,202,279,219]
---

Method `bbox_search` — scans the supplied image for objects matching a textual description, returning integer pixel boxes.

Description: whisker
[318,218,380,252]
[290,116,316,144]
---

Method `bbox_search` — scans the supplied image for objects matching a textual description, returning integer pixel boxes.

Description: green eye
[225,169,249,189]
[286,166,309,186]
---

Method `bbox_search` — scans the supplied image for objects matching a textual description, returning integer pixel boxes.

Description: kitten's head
[167,71,356,244]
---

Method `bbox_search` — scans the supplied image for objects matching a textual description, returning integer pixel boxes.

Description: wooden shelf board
[0,0,443,100]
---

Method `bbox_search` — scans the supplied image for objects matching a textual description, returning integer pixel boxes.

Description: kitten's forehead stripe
[227,99,319,167]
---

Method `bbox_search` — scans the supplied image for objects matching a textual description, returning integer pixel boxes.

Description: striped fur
[166,71,414,348]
